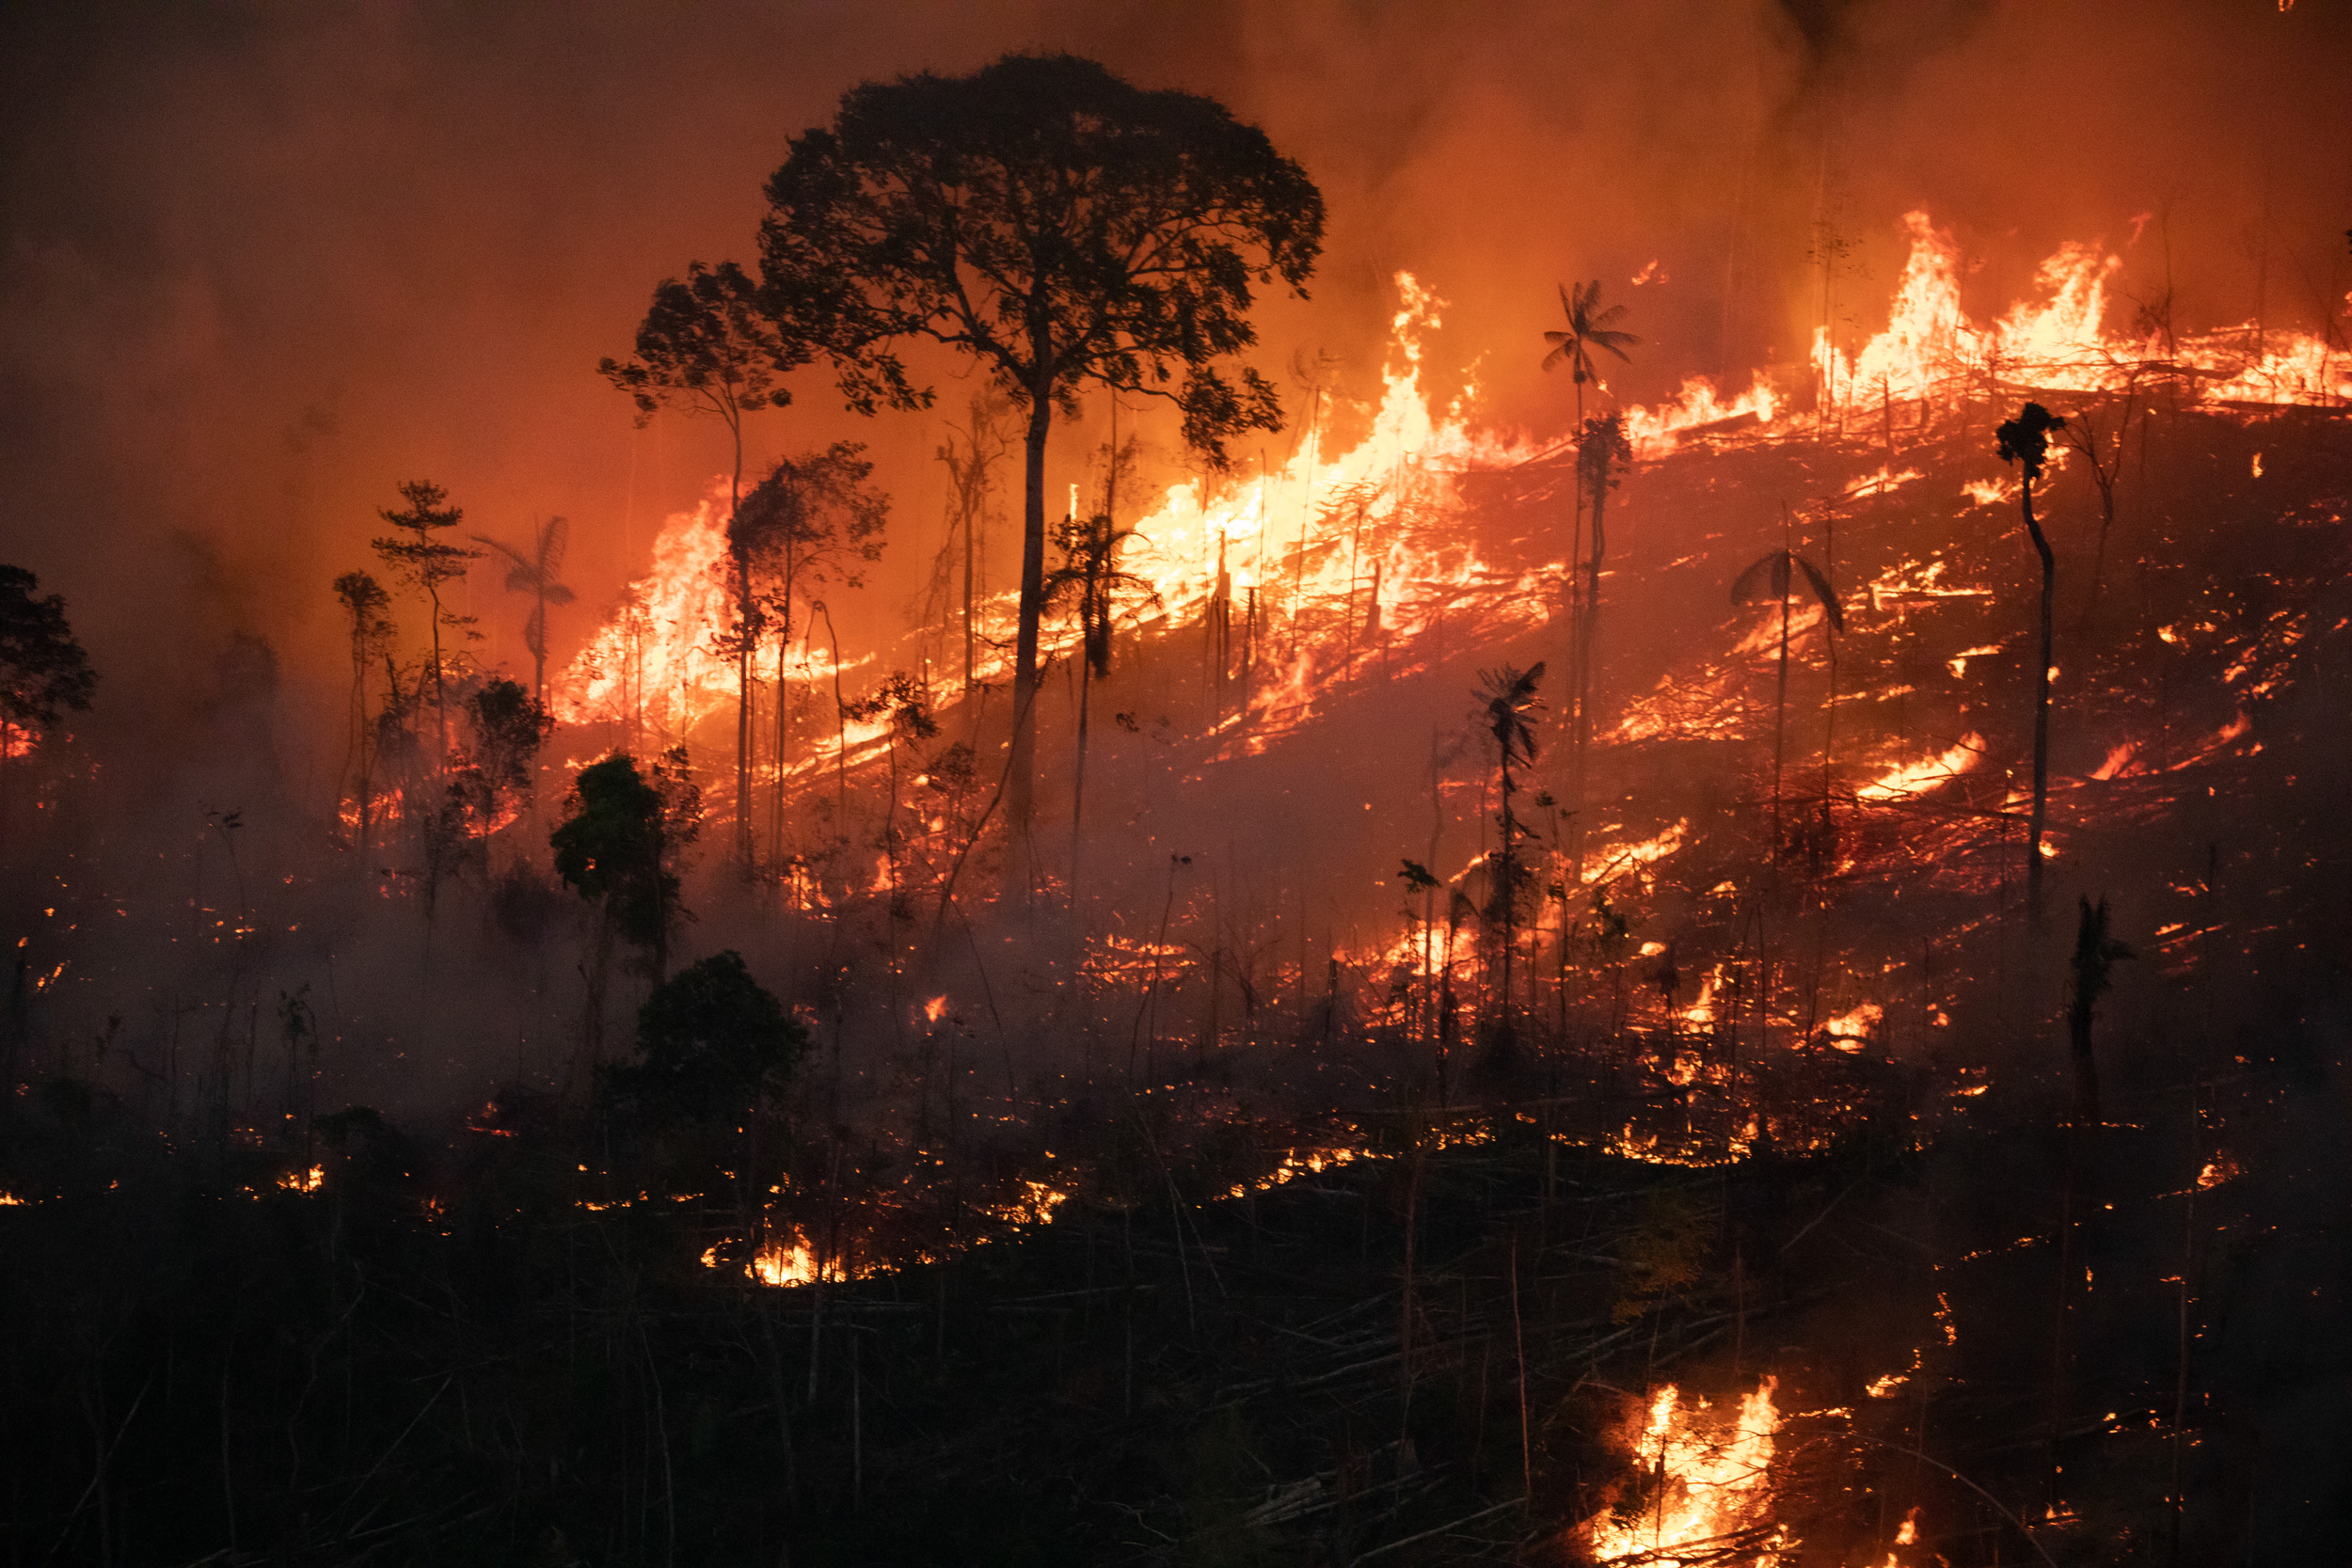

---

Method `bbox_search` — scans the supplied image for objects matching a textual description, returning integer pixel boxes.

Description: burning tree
[370,481,480,769]
[329,571,394,849]
[0,564,95,851]
[730,442,889,866]
[601,260,803,872]
[1045,493,1160,887]
[928,388,1014,700]
[758,51,1325,840]
[1730,540,1844,860]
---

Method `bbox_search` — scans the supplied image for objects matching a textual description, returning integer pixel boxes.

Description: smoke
[6,5,2342,689]
[1,1,2344,1111]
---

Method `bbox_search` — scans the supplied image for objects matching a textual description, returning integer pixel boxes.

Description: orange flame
[1586,1378,1783,1564]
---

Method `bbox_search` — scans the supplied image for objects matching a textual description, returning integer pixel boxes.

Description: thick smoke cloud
[0,0,2342,796]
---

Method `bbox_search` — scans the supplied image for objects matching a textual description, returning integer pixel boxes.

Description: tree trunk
[2024,476,2055,920]
[1772,584,1790,859]
[1578,463,1606,824]
[1009,377,1053,844]
[728,426,752,878]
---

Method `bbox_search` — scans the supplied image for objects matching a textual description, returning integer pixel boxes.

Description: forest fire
[1586,1380,1785,1566]
[6,9,2351,1566]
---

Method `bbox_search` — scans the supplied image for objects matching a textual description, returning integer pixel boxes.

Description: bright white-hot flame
[556,490,736,736]
[1586,1378,1782,1565]
[1820,1001,1883,1052]
[1857,736,1982,801]
[1818,209,2351,415]
[550,219,2344,817]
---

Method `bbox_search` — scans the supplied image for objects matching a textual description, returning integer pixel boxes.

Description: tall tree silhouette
[602,260,804,872]
[371,482,480,768]
[930,389,1013,699]
[1045,491,1160,893]
[2066,895,2133,1125]
[1542,280,1639,411]
[1570,411,1632,861]
[1732,538,1844,859]
[761,52,1324,841]
[1542,284,1636,868]
[0,564,96,852]
[552,749,702,987]
[472,516,575,705]
[1477,662,1545,1046]
[331,571,395,850]
[1997,401,2065,919]
[731,443,888,864]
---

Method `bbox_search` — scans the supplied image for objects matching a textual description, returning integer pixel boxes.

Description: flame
[700,1227,867,1288]
[1587,1378,1783,1565]
[1820,1001,1883,1052]
[1856,736,1982,802]
[277,1164,326,1194]
[1817,209,2351,417]
[977,1180,1070,1227]
[556,491,737,738]
[548,213,2344,846]
[922,993,949,1023]
[2197,1152,2241,1189]
[1226,1140,1371,1199]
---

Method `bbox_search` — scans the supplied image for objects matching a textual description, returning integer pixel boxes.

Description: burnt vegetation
[8,48,2352,1568]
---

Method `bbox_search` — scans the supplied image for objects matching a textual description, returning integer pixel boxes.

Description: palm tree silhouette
[1477,662,1545,1045]
[474,515,576,705]
[1542,280,1639,400]
[1732,537,1844,861]
[1543,281,1638,872]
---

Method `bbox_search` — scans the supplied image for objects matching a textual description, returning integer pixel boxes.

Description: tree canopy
[551,750,702,979]
[0,564,97,741]
[606,949,805,1121]
[758,51,1324,833]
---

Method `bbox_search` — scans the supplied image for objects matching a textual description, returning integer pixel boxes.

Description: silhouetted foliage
[603,260,806,869]
[2065,895,2133,1125]
[330,571,394,847]
[1542,280,1639,389]
[1478,662,1544,1053]
[1733,543,1844,858]
[471,516,575,705]
[550,749,702,980]
[370,481,480,765]
[1045,511,1159,682]
[604,949,805,1121]
[761,51,1324,832]
[0,562,96,744]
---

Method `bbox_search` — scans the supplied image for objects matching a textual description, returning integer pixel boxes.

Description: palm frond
[537,515,570,578]
[1730,550,1790,607]
[1792,554,1844,632]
